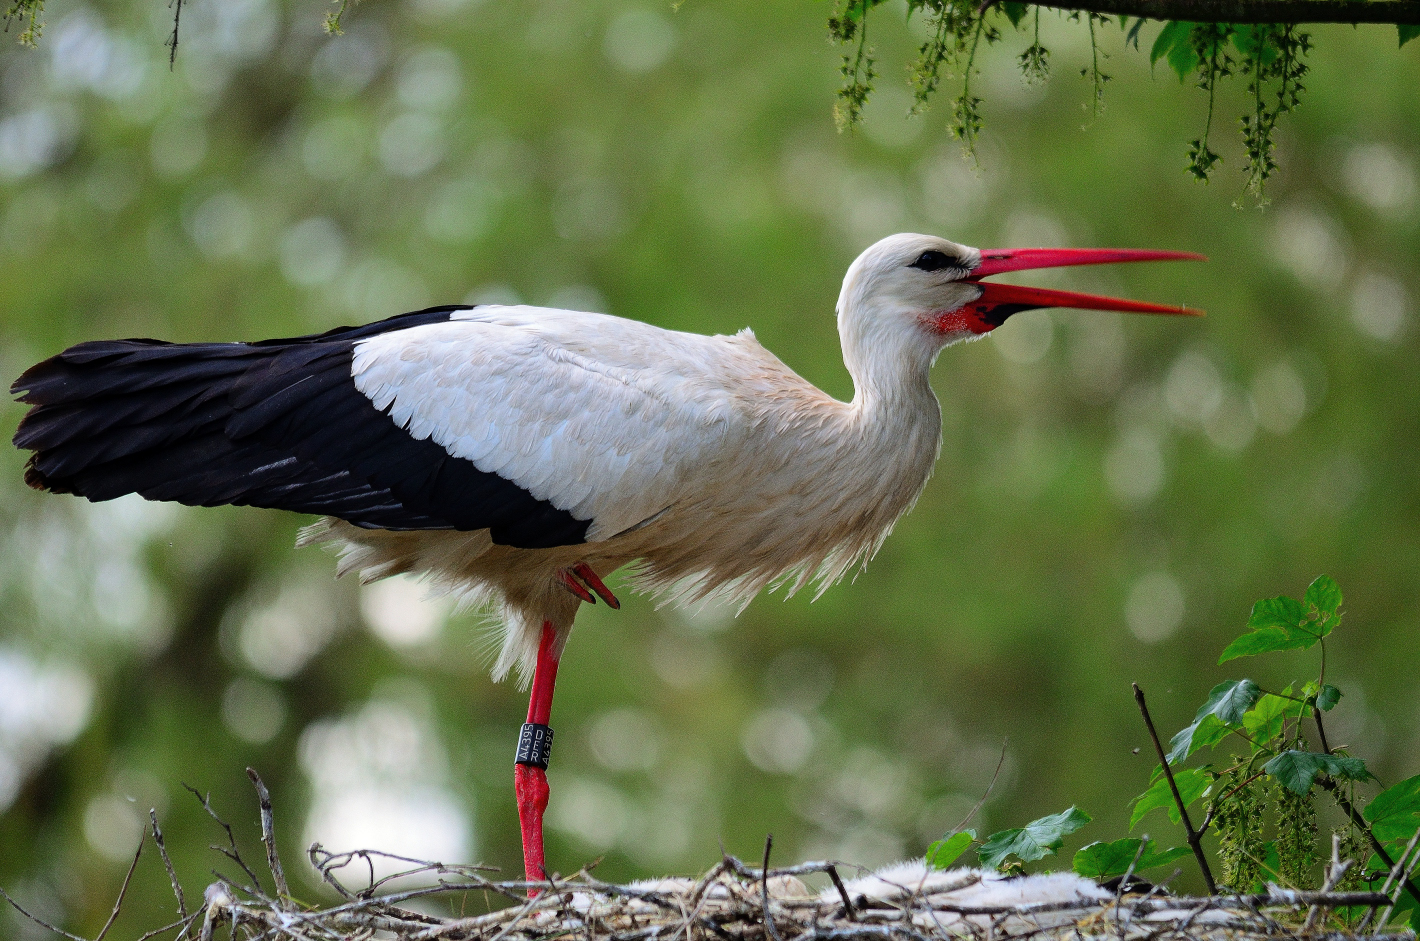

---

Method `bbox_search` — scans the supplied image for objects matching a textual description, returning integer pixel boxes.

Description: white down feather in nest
[828,860,1111,930]
[545,861,1110,932]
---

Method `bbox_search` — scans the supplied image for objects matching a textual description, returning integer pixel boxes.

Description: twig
[182,783,268,899]
[950,740,1008,837]
[828,865,857,922]
[150,810,188,921]
[95,835,145,941]
[763,835,784,941]
[133,912,201,941]
[1110,835,1150,932]
[246,768,290,906]
[1314,707,1333,754]
[1118,836,1149,897]
[1132,682,1218,894]
[308,843,358,901]
[164,0,183,67]
[1304,834,1352,932]
[0,883,91,941]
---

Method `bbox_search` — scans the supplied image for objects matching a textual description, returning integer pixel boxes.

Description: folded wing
[13,305,737,550]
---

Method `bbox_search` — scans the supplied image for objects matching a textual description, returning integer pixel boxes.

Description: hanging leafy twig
[163,0,182,68]
[951,15,996,157]
[324,0,360,35]
[1186,23,1232,180]
[911,12,952,112]
[1081,13,1112,114]
[831,0,878,130]
[1020,7,1050,82]
[2,0,43,46]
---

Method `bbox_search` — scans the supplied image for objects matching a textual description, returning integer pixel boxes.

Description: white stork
[11,233,1201,883]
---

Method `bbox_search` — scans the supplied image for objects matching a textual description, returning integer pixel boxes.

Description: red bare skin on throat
[926,306,995,335]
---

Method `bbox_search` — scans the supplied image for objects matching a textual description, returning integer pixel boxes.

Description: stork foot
[556,563,620,609]
[572,562,620,608]
[557,569,595,604]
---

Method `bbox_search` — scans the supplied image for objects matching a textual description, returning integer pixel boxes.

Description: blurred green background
[0,0,1417,935]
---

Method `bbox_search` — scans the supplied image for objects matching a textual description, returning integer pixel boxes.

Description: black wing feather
[11,306,591,548]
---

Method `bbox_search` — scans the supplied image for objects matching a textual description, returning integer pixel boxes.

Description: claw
[572,562,620,609]
[558,569,595,604]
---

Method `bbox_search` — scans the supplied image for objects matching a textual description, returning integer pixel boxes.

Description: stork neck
[841,330,939,423]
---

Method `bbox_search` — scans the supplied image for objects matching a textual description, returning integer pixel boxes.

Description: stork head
[837,233,1203,383]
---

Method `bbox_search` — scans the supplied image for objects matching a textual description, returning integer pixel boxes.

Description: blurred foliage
[0,0,1417,938]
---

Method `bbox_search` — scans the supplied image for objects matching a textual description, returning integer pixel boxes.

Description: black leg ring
[515,723,553,769]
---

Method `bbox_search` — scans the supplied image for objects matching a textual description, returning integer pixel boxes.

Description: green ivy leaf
[1243,688,1306,745]
[1167,679,1261,763]
[1316,684,1342,711]
[841,0,891,24]
[1248,594,1305,629]
[1073,838,1192,880]
[1219,628,1295,662]
[1220,593,1329,662]
[1230,25,1279,65]
[1255,598,1306,630]
[1167,26,1202,81]
[926,830,975,869]
[1124,17,1145,50]
[1264,750,1374,795]
[1399,24,1420,47]
[1001,2,1028,28]
[1151,20,1192,68]
[979,807,1091,869]
[1130,767,1211,829]
[1304,575,1343,618]
[1363,774,1420,843]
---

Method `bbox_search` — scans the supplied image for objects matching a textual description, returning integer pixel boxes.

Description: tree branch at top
[1028,0,1420,25]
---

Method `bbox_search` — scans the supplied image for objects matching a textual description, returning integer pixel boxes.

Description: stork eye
[909,250,956,272]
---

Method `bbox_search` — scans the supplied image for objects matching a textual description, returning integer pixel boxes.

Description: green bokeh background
[0,0,1417,935]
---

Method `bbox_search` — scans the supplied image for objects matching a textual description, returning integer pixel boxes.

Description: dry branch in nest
[1,771,1415,941]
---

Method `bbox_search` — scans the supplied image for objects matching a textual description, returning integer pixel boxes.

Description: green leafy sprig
[923,576,1420,931]
[3,0,44,47]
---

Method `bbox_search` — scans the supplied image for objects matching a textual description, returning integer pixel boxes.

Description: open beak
[958,247,1206,331]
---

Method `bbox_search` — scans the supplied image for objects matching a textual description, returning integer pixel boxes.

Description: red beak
[956,246,1205,332]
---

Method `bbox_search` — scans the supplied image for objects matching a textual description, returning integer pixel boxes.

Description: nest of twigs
[1,771,1414,941]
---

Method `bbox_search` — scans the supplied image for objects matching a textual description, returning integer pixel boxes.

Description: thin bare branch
[1132,683,1218,894]
[151,809,188,920]
[182,783,268,899]
[245,768,290,905]
[0,883,91,941]
[95,835,145,941]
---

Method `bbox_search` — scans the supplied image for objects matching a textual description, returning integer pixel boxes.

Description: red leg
[515,622,561,891]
